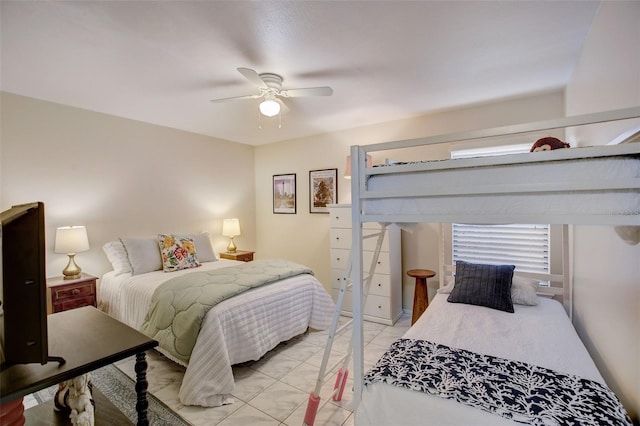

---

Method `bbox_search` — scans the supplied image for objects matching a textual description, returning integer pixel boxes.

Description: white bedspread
[98,259,334,407]
[357,294,605,425]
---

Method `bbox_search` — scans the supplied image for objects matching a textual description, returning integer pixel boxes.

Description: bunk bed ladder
[303,225,388,426]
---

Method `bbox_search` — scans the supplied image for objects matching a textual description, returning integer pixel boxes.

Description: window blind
[450,144,550,274]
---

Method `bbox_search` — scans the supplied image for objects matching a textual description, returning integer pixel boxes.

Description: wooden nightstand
[219,250,255,262]
[47,273,98,314]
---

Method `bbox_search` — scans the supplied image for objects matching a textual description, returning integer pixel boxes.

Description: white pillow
[176,232,217,263]
[436,274,539,306]
[436,275,455,294]
[510,276,539,306]
[119,237,162,276]
[102,240,131,275]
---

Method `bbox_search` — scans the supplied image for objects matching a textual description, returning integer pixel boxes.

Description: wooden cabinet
[219,250,254,262]
[328,204,402,325]
[47,273,97,314]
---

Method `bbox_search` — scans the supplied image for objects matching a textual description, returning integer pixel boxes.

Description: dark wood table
[1,307,158,425]
[407,269,436,325]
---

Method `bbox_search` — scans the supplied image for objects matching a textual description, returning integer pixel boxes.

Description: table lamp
[222,218,240,253]
[55,225,90,280]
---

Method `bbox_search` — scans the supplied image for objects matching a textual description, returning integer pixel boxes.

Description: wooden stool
[407,269,436,325]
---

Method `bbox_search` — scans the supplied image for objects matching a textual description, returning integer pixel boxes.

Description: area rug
[29,364,190,426]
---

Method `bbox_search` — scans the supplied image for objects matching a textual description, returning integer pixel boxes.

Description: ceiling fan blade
[277,98,290,114]
[280,87,333,98]
[210,94,262,103]
[237,67,269,89]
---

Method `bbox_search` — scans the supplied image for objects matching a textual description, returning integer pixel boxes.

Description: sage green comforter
[139,259,313,364]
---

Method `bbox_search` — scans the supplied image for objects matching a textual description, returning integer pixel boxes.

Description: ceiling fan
[210,68,333,117]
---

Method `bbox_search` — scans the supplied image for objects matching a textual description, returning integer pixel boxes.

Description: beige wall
[565,1,640,420]
[255,91,565,308]
[1,92,257,278]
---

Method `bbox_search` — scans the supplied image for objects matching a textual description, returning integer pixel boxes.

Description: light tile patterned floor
[113,314,411,426]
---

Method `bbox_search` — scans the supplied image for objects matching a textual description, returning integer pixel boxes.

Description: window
[450,144,550,274]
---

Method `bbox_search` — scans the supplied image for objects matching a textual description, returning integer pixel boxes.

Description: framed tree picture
[273,173,296,214]
[309,168,338,213]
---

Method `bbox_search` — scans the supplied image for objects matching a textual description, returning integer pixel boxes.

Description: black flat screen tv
[0,202,49,366]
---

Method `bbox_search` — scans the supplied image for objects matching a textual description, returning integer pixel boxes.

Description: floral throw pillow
[158,234,201,272]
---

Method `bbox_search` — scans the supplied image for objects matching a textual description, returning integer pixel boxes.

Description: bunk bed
[348,106,640,425]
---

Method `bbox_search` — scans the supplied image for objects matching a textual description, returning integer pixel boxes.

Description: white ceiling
[1,1,601,146]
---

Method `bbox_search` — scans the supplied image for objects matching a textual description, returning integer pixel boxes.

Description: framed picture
[273,173,296,214]
[309,168,338,213]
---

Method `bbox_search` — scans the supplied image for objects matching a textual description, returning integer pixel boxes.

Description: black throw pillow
[447,260,515,313]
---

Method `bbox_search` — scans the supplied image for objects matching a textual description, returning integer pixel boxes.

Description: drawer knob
[72,289,81,295]
[378,305,382,309]
[377,283,382,287]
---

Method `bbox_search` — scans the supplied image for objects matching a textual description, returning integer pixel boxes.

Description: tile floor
[113,314,411,426]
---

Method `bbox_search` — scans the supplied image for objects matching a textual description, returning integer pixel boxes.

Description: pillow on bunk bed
[510,277,539,306]
[438,274,539,306]
[447,261,515,313]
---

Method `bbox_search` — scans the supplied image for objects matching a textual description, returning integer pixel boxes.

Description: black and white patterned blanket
[364,339,631,425]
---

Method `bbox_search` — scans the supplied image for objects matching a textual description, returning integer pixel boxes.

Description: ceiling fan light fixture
[259,98,280,117]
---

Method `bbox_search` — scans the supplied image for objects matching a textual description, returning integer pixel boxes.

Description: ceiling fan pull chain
[258,109,262,130]
[278,111,282,129]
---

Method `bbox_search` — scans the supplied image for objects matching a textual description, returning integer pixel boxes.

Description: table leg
[411,277,429,325]
[135,352,150,426]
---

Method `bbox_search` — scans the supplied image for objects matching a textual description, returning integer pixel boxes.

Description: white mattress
[356,294,605,425]
[98,259,334,407]
[364,156,640,219]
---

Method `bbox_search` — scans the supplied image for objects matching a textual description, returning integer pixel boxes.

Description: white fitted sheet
[98,259,334,407]
[356,294,604,425]
[364,156,640,219]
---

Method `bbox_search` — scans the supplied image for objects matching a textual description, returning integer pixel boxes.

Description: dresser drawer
[332,289,391,320]
[52,282,95,302]
[330,248,351,270]
[330,228,352,249]
[363,250,390,275]
[366,273,391,297]
[330,228,390,251]
[330,208,351,228]
[331,268,348,289]
[332,269,390,297]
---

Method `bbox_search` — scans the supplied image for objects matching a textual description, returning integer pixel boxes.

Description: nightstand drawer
[54,295,96,313]
[52,282,94,302]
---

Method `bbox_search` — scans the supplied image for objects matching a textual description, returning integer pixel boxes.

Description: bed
[346,107,640,424]
[98,234,334,407]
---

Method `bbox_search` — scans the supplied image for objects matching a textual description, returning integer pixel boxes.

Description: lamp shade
[222,218,241,237]
[345,154,373,178]
[54,226,90,254]
[259,99,280,117]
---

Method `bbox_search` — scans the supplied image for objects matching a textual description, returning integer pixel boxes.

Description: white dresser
[328,204,402,325]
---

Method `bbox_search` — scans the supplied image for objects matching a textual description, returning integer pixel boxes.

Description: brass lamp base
[227,236,237,253]
[62,253,82,280]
